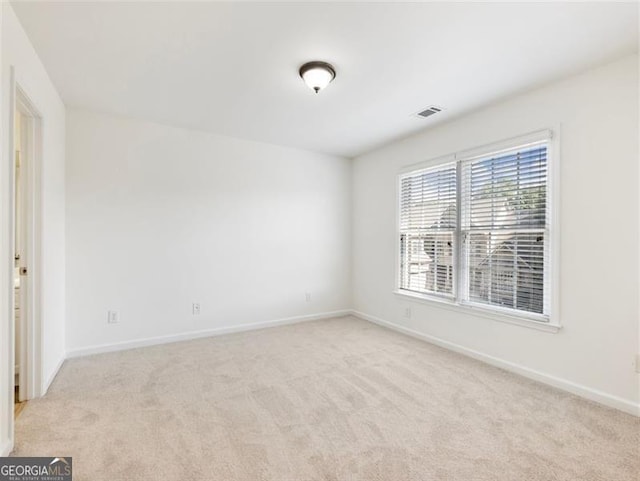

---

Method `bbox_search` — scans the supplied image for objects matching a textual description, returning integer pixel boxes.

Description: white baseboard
[42,354,66,395]
[351,310,640,417]
[66,310,351,359]
[0,438,13,457]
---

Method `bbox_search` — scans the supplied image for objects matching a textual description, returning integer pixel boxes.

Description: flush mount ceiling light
[299,61,336,94]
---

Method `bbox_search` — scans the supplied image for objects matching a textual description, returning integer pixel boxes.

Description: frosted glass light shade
[299,61,336,93]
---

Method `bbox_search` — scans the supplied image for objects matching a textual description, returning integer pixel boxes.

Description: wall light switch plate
[635,354,640,374]
[192,303,201,315]
[107,310,119,324]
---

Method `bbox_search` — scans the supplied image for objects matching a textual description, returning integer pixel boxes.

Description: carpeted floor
[12,316,640,480]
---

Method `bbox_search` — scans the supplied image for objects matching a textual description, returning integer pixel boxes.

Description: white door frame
[7,69,43,427]
[14,83,43,402]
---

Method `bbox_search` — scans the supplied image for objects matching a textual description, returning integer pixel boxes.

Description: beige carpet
[12,316,639,480]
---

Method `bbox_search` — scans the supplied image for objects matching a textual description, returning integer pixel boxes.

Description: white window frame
[395,129,561,333]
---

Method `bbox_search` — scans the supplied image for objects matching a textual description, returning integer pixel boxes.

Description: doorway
[12,84,43,417]
[14,107,25,413]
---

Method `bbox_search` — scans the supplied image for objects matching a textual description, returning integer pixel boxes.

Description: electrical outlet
[107,310,119,324]
[305,292,312,302]
[192,303,201,315]
[404,307,411,319]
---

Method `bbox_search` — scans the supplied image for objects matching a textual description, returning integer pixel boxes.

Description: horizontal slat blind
[460,142,549,316]
[467,232,545,314]
[399,164,456,296]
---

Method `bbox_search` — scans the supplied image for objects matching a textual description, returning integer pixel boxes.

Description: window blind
[460,142,548,316]
[399,163,457,297]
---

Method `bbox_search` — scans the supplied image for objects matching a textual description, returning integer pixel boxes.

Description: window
[398,132,553,322]
[399,163,457,298]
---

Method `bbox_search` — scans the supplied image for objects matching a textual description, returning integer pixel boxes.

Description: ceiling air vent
[417,106,442,118]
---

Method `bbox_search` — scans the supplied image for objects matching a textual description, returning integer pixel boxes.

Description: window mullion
[454,160,464,303]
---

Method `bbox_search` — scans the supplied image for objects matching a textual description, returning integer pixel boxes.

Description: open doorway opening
[14,107,26,416]
[12,85,42,418]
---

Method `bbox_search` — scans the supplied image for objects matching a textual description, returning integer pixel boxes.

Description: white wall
[1,3,66,454]
[352,55,639,414]
[65,109,351,354]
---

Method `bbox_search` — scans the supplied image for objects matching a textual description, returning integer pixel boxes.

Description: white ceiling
[11,1,639,158]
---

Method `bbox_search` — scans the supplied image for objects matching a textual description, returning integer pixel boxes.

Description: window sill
[393,290,562,333]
